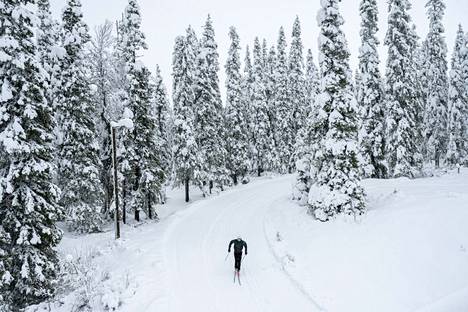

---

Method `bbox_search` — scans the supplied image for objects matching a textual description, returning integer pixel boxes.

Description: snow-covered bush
[26,246,135,312]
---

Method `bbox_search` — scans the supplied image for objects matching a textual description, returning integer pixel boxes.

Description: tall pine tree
[0,0,62,308]
[57,0,104,232]
[193,16,228,193]
[293,49,319,204]
[357,0,387,178]
[288,17,306,172]
[275,27,292,173]
[119,0,165,220]
[37,0,62,113]
[172,31,201,202]
[242,45,255,174]
[225,27,250,184]
[446,25,468,165]
[251,37,274,176]
[424,0,449,168]
[384,0,423,177]
[153,64,173,193]
[308,0,365,221]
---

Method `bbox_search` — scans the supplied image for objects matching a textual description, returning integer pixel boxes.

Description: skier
[228,236,248,273]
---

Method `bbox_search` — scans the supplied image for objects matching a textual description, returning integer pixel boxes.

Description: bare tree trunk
[148,192,152,220]
[122,179,127,224]
[185,178,190,202]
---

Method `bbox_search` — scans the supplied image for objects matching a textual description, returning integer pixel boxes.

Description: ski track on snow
[162,177,321,312]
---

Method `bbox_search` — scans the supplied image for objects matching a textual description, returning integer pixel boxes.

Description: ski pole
[224,252,230,261]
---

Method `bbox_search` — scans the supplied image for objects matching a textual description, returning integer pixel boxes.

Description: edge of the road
[262,202,326,311]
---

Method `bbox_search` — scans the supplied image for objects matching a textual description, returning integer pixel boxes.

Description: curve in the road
[162,176,323,312]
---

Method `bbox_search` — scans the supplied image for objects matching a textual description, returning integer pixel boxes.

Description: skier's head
[237,235,242,241]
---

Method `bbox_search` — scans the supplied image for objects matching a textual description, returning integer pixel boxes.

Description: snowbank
[265,169,468,312]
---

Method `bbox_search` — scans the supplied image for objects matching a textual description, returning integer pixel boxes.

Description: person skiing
[228,236,248,273]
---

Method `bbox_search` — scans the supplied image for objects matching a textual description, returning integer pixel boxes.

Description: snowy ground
[265,169,468,312]
[28,170,468,312]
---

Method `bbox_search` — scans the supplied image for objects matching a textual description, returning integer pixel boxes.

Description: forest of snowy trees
[1,0,467,309]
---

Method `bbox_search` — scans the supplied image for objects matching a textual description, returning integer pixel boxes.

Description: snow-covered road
[163,176,322,312]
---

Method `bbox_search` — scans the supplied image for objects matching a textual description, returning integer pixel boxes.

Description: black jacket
[228,239,247,254]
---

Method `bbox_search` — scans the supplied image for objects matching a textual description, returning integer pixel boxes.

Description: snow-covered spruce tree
[57,0,104,232]
[193,16,229,193]
[153,64,173,193]
[119,0,166,220]
[412,33,429,159]
[288,16,306,172]
[357,0,387,178]
[446,25,468,165]
[172,32,201,202]
[130,64,164,220]
[274,27,293,173]
[241,45,255,174]
[384,0,423,178]
[292,49,319,204]
[304,49,320,111]
[37,0,62,112]
[424,0,449,168]
[251,37,275,176]
[89,21,116,217]
[119,0,147,221]
[224,27,250,184]
[265,45,281,171]
[307,0,366,221]
[0,0,62,308]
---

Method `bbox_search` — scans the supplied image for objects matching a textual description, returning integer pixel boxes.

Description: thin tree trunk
[148,192,152,220]
[122,179,127,224]
[185,178,190,202]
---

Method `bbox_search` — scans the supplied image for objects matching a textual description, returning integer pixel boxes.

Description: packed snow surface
[28,170,468,312]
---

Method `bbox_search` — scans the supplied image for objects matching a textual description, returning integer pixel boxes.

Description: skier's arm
[228,240,234,252]
[244,241,248,255]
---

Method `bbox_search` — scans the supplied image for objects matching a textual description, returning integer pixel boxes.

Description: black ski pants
[234,252,242,270]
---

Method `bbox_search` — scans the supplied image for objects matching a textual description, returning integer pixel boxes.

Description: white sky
[49,0,468,101]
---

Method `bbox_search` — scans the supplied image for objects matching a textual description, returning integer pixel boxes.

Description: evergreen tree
[37,0,62,112]
[251,37,275,176]
[265,45,280,170]
[274,27,293,173]
[288,16,306,172]
[225,27,250,184]
[241,45,255,174]
[57,0,104,232]
[308,0,366,221]
[446,26,468,165]
[153,65,173,192]
[130,64,164,219]
[357,0,387,178]
[384,0,423,177]
[117,0,166,219]
[304,49,320,110]
[292,49,319,204]
[0,0,62,308]
[424,0,449,167]
[172,32,201,202]
[193,16,229,193]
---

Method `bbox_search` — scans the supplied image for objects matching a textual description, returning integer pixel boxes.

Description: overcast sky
[49,0,468,100]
